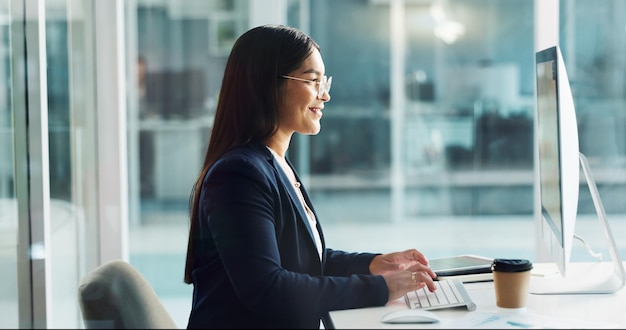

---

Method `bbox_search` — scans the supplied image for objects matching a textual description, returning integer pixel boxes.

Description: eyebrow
[300,68,322,76]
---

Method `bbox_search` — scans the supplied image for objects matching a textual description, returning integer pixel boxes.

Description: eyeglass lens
[319,76,332,97]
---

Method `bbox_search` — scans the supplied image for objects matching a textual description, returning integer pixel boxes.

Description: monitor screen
[536,52,562,247]
[534,45,580,278]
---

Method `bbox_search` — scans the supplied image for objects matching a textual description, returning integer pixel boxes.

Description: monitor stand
[529,152,626,295]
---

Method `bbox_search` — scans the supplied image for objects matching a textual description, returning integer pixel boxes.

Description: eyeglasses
[281,75,332,98]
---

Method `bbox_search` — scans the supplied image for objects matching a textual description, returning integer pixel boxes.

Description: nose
[319,89,331,102]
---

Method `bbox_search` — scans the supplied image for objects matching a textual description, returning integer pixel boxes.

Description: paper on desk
[442,311,619,329]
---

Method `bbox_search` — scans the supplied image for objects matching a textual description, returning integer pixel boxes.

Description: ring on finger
[411,272,417,283]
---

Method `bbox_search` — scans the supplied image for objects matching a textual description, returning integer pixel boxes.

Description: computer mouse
[380,309,441,324]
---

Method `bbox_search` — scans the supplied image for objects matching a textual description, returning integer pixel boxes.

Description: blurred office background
[2,0,626,328]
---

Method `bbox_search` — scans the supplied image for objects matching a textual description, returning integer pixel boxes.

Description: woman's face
[277,48,330,136]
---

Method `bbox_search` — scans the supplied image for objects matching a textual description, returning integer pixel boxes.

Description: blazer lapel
[290,164,327,259]
[266,150,319,249]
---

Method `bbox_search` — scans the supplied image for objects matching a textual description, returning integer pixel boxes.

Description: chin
[300,127,321,135]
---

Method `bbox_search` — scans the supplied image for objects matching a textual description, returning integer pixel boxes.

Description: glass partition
[46,0,99,327]
[558,0,626,262]
[302,0,536,260]
[0,0,17,327]
[3,0,100,327]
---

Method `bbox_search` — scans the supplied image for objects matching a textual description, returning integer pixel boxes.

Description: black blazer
[187,142,388,329]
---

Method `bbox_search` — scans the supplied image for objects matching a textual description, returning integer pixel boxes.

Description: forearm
[323,249,381,276]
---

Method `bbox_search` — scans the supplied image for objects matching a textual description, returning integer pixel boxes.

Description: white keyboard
[404,279,476,311]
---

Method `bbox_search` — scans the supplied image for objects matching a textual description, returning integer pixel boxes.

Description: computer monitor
[535,45,579,278]
[532,45,626,294]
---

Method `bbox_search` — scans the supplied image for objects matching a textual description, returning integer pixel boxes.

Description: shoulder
[219,143,272,168]
[223,142,271,160]
[209,143,276,180]
[199,143,281,209]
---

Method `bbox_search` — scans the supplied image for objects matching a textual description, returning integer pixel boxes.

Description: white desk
[329,263,626,329]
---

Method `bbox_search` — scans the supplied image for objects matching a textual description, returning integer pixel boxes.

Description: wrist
[369,254,383,274]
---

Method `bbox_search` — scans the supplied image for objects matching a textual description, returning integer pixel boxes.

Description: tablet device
[429,254,493,277]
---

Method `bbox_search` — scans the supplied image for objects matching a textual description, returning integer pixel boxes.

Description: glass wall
[3,0,104,327]
[560,0,626,214]
[305,0,533,219]
[0,0,17,327]
[557,0,626,263]
[45,1,100,327]
[304,0,536,258]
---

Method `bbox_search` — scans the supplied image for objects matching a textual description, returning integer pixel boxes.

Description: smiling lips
[310,107,323,117]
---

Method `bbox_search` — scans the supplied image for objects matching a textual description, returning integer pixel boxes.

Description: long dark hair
[184,25,320,284]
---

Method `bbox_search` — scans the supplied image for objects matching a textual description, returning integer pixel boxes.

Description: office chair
[77,259,178,329]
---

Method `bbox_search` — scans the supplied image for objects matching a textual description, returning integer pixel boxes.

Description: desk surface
[329,263,626,329]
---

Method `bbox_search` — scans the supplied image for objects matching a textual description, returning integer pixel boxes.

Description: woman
[184,24,437,329]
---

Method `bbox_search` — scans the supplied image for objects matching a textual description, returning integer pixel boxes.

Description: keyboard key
[403,279,475,311]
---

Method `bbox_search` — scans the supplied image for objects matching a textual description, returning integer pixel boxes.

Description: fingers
[379,249,440,302]
[396,249,437,285]
[372,249,434,278]
[409,269,437,292]
[398,249,430,267]
[383,269,437,302]
[420,265,438,280]
[408,261,437,279]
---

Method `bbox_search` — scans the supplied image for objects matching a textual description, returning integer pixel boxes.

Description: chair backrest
[78,259,178,329]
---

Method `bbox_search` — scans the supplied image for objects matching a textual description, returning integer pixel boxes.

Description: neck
[265,133,291,158]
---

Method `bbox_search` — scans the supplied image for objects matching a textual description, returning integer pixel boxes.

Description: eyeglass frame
[281,75,332,98]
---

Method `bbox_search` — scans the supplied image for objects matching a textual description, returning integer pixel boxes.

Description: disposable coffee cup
[491,258,533,310]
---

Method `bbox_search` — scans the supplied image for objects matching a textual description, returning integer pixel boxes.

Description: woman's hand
[369,249,434,276]
[370,249,438,302]
[381,269,437,302]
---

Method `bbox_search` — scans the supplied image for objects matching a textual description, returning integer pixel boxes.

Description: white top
[267,147,323,260]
